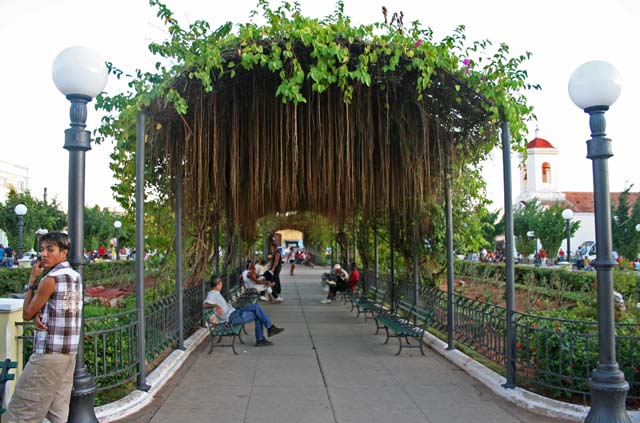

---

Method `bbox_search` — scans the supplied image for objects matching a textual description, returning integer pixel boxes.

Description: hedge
[0,261,136,296]
[453,260,640,297]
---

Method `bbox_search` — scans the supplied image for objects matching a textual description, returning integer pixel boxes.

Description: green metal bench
[352,286,388,334]
[0,358,17,416]
[229,285,259,308]
[203,309,245,355]
[375,300,433,355]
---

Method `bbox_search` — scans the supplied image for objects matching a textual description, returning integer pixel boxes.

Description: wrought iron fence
[364,269,640,409]
[85,309,138,390]
[514,312,640,407]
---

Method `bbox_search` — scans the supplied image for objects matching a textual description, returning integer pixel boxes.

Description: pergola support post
[445,136,455,351]
[175,163,184,350]
[501,118,517,389]
[135,112,150,392]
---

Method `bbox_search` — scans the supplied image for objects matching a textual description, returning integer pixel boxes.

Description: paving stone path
[121,265,566,423]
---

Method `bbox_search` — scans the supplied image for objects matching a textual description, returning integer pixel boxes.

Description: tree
[0,189,66,253]
[611,185,638,260]
[532,204,580,259]
[84,205,129,252]
[512,199,541,258]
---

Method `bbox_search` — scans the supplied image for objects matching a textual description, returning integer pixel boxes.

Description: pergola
[99,5,527,397]
[140,42,499,281]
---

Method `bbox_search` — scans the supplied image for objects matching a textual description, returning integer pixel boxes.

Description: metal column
[175,165,184,350]
[135,112,150,391]
[445,137,455,350]
[501,119,516,389]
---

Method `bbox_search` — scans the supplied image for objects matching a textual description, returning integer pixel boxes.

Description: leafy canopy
[97,0,538,148]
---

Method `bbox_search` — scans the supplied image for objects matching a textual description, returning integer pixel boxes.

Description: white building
[0,159,30,246]
[514,131,638,257]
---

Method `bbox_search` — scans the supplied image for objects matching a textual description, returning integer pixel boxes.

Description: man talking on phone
[7,232,83,423]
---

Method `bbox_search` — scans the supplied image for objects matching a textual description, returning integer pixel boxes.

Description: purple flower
[481,76,487,82]
[415,39,422,47]
[462,58,471,66]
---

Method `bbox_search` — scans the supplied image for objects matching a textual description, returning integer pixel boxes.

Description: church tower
[517,128,566,204]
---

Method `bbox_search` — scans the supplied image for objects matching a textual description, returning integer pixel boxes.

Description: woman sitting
[320,264,349,304]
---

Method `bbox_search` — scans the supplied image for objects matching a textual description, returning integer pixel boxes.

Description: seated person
[321,264,349,304]
[347,262,360,292]
[242,262,274,302]
[203,278,284,346]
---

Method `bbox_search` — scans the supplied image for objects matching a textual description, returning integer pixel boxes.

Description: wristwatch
[23,284,36,292]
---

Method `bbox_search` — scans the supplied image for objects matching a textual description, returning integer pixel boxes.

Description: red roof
[527,137,555,149]
[564,192,640,213]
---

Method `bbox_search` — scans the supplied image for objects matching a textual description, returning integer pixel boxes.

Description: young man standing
[269,243,283,302]
[204,278,284,346]
[7,232,83,423]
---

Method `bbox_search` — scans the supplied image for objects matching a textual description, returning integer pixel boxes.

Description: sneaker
[275,297,284,303]
[255,339,273,347]
[268,325,284,337]
[259,295,269,301]
[320,298,332,304]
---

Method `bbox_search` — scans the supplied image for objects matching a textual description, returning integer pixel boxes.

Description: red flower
[415,39,422,47]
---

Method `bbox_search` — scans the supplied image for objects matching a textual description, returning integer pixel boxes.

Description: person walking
[4,245,14,268]
[288,246,296,275]
[7,232,83,423]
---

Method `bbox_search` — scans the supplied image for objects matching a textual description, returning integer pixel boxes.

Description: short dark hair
[40,232,71,252]
[209,278,223,289]
[351,262,357,268]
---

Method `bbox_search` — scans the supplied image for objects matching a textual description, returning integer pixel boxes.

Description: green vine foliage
[97,0,538,148]
[95,0,540,277]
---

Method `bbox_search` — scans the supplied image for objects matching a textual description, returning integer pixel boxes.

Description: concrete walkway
[120,266,566,423]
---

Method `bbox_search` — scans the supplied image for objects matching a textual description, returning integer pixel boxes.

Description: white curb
[94,328,209,422]
[422,331,640,422]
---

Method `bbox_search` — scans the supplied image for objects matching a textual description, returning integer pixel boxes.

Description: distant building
[515,130,638,257]
[0,159,29,202]
[0,159,30,246]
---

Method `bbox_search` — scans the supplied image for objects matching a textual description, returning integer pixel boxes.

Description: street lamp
[14,204,27,259]
[114,220,122,261]
[562,209,574,263]
[53,45,107,423]
[568,60,629,422]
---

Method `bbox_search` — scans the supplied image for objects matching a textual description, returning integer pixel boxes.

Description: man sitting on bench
[204,278,284,347]
[242,261,275,302]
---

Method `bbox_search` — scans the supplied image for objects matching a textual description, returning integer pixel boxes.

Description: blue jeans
[229,304,272,341]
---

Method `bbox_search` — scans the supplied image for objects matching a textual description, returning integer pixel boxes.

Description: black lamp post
[14,204,27,259]
[53,45,108,423]
[562,209,574,263]
[569,60,630,423]
[114,220,122,261]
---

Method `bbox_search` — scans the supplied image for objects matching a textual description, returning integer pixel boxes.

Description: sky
[0,0,638,213]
